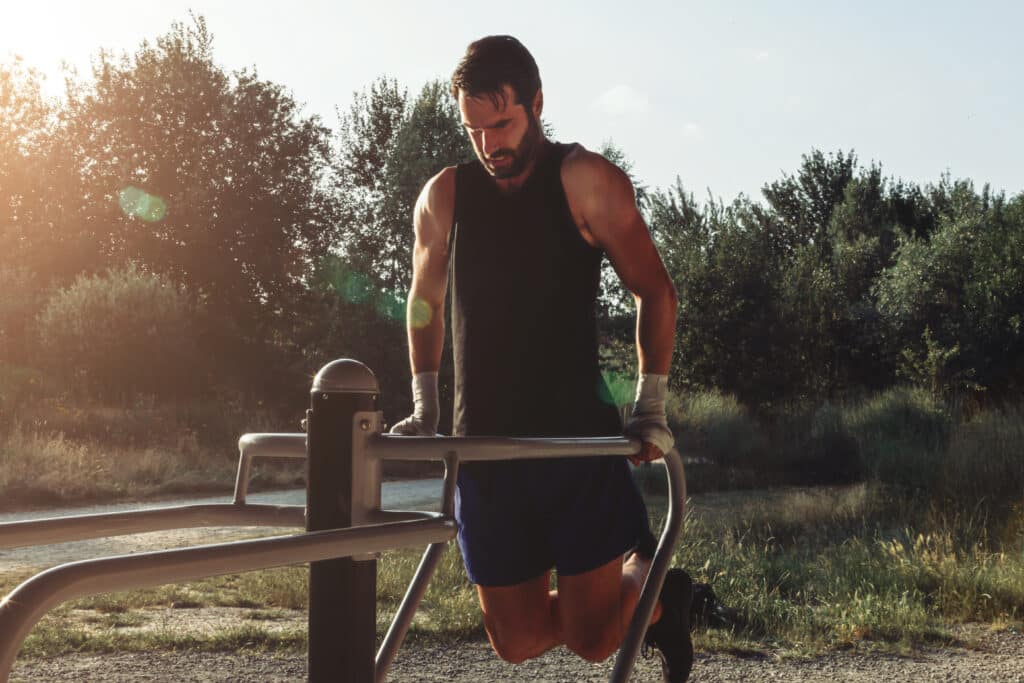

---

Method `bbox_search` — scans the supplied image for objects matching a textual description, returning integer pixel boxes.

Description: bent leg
[557,552,663,663]
[477,571,560,664]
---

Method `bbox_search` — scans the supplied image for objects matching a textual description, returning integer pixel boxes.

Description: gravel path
[12,624,1024,682]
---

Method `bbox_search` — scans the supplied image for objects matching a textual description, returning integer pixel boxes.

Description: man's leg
[557,552,663,662]
[477,552,664,665]
[476,571,560,664]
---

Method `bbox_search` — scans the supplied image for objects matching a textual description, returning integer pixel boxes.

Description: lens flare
[375,291,406,321]
[118,186,167,222]
[597,371,634,407]
[325,261,407,322]
[409,298,433,329]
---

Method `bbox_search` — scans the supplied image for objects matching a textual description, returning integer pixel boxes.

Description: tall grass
[0,423,226,508]
[674,485,1024,653]
[666,385,1023,517]
[0,402,299,510]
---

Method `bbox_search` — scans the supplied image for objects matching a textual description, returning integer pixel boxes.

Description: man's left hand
[624,373,674,465]
[624,418,674,465]
[630,440,665,465]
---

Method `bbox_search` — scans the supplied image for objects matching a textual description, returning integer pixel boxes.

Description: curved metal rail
[0,504,305,550]
[365,434,686,683]
[0,516,455,680]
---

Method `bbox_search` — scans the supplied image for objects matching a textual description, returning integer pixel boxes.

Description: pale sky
[2,0,1022,202]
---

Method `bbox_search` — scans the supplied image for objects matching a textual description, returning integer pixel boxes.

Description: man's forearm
[408,294,445,374]
[634,286,678,375]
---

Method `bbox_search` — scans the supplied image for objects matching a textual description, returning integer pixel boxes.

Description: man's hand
[623,373,674,465]
[390,372,440,436]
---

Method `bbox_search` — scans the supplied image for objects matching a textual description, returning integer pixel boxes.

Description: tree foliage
[3,14,1022,419]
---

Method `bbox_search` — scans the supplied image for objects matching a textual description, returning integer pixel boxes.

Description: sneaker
[643,568,694,682]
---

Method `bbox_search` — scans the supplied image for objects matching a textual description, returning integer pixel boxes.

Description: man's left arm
[564,150,679,463]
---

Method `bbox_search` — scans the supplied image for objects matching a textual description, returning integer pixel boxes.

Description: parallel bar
[0,504,305,550]
[368,435,639,462]
[0,516,456,681]
[234,433,306,504]
[609,449,687,683]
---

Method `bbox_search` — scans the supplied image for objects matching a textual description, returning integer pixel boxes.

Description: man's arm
[390,167,455,435]
[562,148,679,461]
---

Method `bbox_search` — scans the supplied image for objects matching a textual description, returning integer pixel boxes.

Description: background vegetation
[2,16,1021,504]
[0,14,1021,663]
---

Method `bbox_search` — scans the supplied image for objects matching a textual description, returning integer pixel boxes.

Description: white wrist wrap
[625,373,674,454]
[390,372,439,436]
[411,372,439,425]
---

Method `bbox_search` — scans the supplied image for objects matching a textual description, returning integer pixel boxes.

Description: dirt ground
[11,623,1024,682]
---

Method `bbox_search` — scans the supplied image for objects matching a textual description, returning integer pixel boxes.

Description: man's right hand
[389,372,440,436]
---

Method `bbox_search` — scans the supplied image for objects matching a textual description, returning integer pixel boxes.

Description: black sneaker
[643,568,694,682]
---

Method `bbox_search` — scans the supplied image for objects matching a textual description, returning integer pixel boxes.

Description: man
[391,35,692,682]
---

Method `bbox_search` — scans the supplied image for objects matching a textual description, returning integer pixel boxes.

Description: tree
[761,149,857,257]
[876,184,1024,398]
[333,77,408,288]
[0,59,66,362]
[59,16,337,394]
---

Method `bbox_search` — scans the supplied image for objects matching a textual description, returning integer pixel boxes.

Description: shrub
[843,387,952,493]
[668,389,769,468]
[35,263,204,404]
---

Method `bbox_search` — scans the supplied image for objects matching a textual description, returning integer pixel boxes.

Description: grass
[0,409,303,511]
[676,485,1024,656]
[7,484,1023,662]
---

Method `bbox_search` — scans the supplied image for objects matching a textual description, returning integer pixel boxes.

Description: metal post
[307,359,379,683]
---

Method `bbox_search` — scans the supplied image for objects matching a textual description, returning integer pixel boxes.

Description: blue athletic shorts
[455,455,651,587]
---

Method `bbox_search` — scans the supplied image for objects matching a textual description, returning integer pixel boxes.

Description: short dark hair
[451,35,542,110]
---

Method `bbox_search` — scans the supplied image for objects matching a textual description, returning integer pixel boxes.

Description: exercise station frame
[0,359,686,682]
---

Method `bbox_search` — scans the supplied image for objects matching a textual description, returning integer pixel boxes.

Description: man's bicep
[410,170,454,307]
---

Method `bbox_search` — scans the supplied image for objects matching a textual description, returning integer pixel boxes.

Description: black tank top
[450,141,621,438]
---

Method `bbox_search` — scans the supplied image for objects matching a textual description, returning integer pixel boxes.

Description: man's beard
[484,113,542,179]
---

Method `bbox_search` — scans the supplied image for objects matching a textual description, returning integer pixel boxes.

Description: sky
[2,0,1022,202]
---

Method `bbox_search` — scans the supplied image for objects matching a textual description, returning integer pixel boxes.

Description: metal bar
[374,542,447,683]
[374,455,459,683]
[368,434,639,462]
[0,504,305,550]
[0,516,456,682]
[233,433,306,504]
[609,449,687,683]
[366,510,440,525]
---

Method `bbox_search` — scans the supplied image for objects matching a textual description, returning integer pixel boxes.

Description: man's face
[458,84,543,180]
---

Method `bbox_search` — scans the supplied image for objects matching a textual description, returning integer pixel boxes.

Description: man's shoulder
[559,144,633,207]
[418,165,458,217]
[560,143,611,178]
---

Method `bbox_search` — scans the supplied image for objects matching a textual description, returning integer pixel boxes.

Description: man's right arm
[407,166,456,373]
[390,167,456,435]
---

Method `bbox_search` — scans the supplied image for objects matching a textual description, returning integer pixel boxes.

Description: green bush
[35,263,204,404]
[843,387,952,493]
[668,389,769,468]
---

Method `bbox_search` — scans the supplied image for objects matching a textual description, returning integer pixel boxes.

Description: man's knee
[483,615,544,664]
[563,627,620,663]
